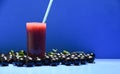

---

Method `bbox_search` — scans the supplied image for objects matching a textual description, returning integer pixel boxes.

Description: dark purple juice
[26,22,46,58]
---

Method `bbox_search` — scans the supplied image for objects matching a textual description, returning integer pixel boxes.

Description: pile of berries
[0,49,95,67]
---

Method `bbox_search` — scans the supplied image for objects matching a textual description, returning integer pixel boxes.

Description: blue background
[0,0,120,58]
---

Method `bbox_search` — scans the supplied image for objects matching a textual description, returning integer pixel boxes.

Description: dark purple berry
[43,55,51,65]
[86,54,95,63]
[34,57,42,66]
[65,57,72,66]
[25,56,34,67]
[73,57,80,65]
[0,55,9,66]
[15,57,25,67]
[50,58,58,66]
[80,55,86,64]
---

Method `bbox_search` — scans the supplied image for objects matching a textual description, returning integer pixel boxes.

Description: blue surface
[0,0,120,58]
[0,59,120,74]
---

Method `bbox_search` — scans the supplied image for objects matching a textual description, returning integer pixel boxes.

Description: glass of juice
[26,22,46,58]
